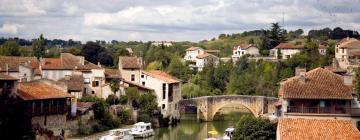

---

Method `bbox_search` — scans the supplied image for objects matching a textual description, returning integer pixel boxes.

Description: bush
[138,113,151,122]
[78,96,102,102]
[119,95,128,105]
[77,120,91,135]
[106,95,119,105]
[233,115,277,140]
[117,109,132,124]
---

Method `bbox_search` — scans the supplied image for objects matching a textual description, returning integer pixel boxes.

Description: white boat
[99,128,134,140]
[222,127,235,140]
[129,122,154,138]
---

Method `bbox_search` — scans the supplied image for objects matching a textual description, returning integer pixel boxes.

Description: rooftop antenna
[282,12,285,27]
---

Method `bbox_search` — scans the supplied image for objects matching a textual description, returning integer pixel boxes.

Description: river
[151,110,251,140]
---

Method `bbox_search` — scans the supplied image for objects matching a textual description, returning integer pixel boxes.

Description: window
[92,91,95,94]
[162,83,166,100]
[141,74,144,78]
[162,104,165,109]
[131,74,135,81]
[142,82,145,86]
[92,81,99,87]
[83,88,87,94]
[336,48,338,53]
[84,78,90,84]
[342,49,344,53]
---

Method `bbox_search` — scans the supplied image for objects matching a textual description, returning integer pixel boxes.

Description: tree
[0,40,20,56]
[126,87,140,107]
[81,41,105,65]
[146,61,163,71]
[98,50,113,66]
[233,115,277,140]
[167,56,190,80]
[138,93,158,116]
[109,79,120,95]
[356,67,360,101]
[32,34,45,59]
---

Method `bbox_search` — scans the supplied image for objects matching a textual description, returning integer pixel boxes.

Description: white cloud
[62,2,79,16]
[0,23,20,34]
[0,0,47,16]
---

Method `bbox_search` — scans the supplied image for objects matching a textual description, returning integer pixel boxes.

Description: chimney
[343,74,353,86]
[6,64,9,75]
[97,62,101,67]
[295,67,306,83]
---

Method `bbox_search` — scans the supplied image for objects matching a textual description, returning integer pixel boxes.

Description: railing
[287,106,360,116]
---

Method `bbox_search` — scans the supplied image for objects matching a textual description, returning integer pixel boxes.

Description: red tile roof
[338,38,360,49]
[122,79,153,91]
[58,74,84,91]
[142,70,181,84]
[119,57,141,69]
[275,43,304,49]
[186,47,203,51]
[0,56,38,72]
[17,81,71,100]
[0,73,17,80]
[234,44,257,50]
[196,53,214,59]
[105,69,121,78]
[41,53,101,70]
[278,118,360,140]
[279,67,353,99]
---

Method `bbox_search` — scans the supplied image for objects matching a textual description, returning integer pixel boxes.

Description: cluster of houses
[0,53,181,137]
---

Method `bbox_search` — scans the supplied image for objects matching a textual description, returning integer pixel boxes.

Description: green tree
[138,93,158,117]
[32,34,45,59]
[126,87,140,107]
[0,40,20,56]
[233,115,277,140]
[146,61,163,71]
[167,56,190,81]
[109,79,120,94]
[356,67,360,101]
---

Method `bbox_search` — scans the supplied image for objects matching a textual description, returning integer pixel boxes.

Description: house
[277,118,360,140]
[151,41,173,47]
[118,56,142,83]
[140,70,181,119]
[271,43,303,59]
[0,56,40,80]
[318,44,327,55]
[103,69,122,98]
[184,47,205,62]
[17,80,71,136]
[0,73,18,97]
[41,53,105,98]
[196,53,219,71]
[232,44,260,61]
[278,68,360,120]
[335,37,360,69]
[120,79,154,95]
[58,74,84,99]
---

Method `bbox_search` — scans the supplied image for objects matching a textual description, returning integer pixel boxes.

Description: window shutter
[92,81,96,87]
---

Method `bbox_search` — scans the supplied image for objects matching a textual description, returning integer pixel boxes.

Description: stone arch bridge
[179,95,278,121]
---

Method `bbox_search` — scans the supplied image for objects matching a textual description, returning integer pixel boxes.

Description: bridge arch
[210,103,257,120]
[179,95,278,121]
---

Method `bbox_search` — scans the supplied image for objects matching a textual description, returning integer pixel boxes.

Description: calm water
[151,111,251,140]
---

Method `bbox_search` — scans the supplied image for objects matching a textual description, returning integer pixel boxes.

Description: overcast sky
[1,0,360,42]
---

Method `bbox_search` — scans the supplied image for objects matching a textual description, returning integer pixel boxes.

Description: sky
[1,0,360,42]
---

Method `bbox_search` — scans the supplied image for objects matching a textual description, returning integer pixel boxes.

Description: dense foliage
[233,115,277,140]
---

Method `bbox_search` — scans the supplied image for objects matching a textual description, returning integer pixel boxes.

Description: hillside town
[2,0,360,140]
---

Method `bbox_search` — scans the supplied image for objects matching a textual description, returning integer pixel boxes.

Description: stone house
[335,37,360,69]
[118,56,142,84]
[140,70,181,119]
[232,44,260,62]
[195,53,219,71]
[0,56,41,80]
[41,53,105,98]
[0,73,18,97]
[17,80,71,136]
[271,43,303,59]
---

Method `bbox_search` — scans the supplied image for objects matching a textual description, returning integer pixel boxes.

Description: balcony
[287,106,360,116]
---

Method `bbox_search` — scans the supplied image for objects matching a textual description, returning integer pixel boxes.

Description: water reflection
[148,112,250,140]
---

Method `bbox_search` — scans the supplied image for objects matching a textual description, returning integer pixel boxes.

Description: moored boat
[99,128,134,140]
[129,122,154,138]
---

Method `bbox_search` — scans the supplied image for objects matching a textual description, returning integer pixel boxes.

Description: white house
[271,43,304,59]
[41,53,106,98]
[152,41,173,47]
[318,44,327,55]
[196,53,219,71]
[0,56,41,80]
[232,44,260,61]
[184,47,205,62]
[335,38,360,69]
[140,70,181,120]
